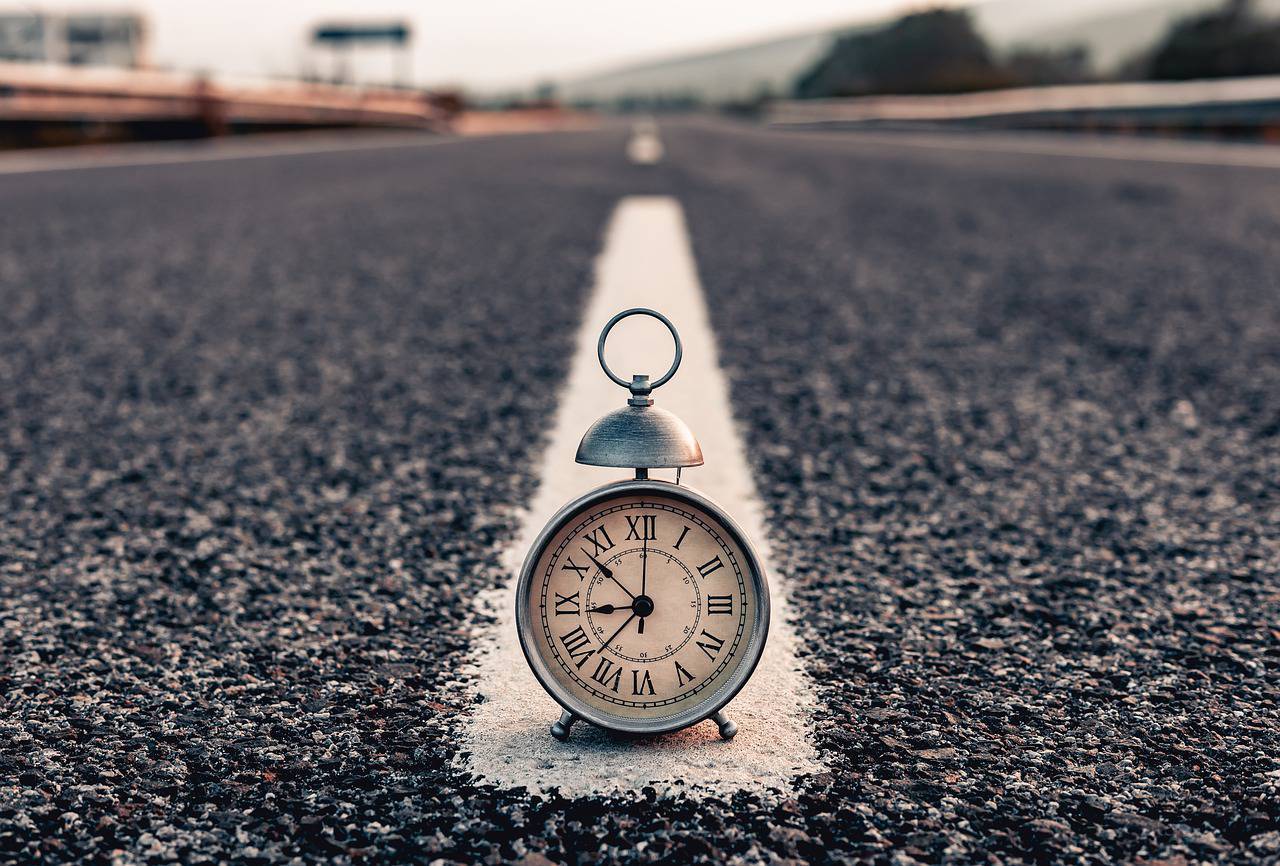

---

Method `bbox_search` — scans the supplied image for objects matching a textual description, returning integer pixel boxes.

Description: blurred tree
[1148,0,1280,79]
[721,82,780,117]
[1114,49,1157,83]
[795,8,1012,98]
[1004,45,1093,87]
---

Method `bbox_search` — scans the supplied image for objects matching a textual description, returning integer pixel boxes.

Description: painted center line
[459,196,820,796]
[626,118,665,165]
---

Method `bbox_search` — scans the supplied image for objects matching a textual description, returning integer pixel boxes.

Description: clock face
[519,485,766,728]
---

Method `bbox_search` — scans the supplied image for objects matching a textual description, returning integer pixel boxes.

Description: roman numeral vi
[632,669,655,696]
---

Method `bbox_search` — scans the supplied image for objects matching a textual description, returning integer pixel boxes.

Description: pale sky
[18,0,1131,90]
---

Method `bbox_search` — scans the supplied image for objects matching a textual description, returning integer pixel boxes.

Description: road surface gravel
[1,121,1277,864]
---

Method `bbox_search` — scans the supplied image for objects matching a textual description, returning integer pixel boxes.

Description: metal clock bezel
[515,478,771,737]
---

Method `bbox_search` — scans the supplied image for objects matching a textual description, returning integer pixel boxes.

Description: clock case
[515,478,771,741]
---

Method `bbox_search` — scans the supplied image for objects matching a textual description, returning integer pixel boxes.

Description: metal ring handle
[596,307,683,390]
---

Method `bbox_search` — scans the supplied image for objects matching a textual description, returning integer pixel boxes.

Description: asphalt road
[2,120,1278,865]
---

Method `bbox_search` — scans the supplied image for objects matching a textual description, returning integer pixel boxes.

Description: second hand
[639,535,648,635]
[601,612,637,651]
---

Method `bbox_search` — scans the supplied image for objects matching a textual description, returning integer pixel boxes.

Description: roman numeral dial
[529,493,759,722]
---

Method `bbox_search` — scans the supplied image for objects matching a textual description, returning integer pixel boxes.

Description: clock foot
[711,710,737,740]
[550,710,577,741]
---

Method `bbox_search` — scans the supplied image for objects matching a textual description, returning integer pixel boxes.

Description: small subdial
[584,547,701,664]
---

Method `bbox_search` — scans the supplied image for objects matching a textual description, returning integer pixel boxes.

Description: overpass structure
[0,61,451,147]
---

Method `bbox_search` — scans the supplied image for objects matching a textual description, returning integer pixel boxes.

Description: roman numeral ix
[554,590,580,616]
[631,669,655,696]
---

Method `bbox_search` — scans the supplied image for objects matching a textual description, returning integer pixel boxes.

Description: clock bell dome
[575,372,704,470]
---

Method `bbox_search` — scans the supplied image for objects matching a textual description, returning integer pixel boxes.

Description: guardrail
[767,75,1280,139]
[0,62,449,147]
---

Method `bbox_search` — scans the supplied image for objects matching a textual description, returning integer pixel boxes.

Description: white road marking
[0,130,456,176]
[627,118,665,165]
[459,196,820,796]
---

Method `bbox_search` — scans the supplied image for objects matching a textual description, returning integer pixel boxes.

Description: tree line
[796,0,1280,99]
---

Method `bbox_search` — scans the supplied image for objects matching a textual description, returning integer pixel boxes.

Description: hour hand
[585,603,631,615]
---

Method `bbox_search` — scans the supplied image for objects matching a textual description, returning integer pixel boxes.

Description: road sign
[312,22,410,45]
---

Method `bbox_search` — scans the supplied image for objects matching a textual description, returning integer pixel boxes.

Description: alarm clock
[515,308,770,741]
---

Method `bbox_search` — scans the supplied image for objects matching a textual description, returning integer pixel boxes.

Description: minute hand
[585,550,635,599]
[638,536,648,635]
[641,536,648,597]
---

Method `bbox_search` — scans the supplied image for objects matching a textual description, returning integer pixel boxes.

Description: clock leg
[711,710,737,740]
[550,710,577,741]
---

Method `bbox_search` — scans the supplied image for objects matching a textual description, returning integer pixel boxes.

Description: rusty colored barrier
[0,61,453,147]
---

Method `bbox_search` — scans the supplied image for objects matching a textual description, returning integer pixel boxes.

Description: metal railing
[768,75,1280,137]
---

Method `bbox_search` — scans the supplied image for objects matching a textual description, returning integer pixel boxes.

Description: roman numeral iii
[625,514,657,541]
[707,595,733,615]
[559,625,595,669]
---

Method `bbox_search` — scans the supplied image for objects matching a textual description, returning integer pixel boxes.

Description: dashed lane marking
[626,118,665,165]
[458,196,820,797]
